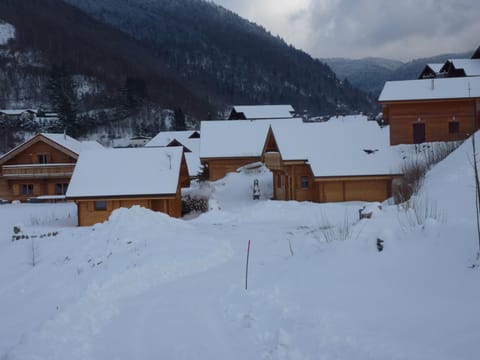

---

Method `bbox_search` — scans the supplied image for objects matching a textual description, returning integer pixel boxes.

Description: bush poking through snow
[394,141,463,204]
[317,211,352,243]
[182,195,209,215]
[398,196,445,229]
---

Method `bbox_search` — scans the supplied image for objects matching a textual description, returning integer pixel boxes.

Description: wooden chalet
[146,130,201,178]
[262,117,401,203]
[418,64,443,79]
[0,133,103,202]
[228,105,296,120]
[438,59,480,78]
[379,77,480,145]
[66,147,190,226]
[200,118,302,181]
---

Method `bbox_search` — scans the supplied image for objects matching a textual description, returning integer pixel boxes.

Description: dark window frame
[95,200,107,211]
[448,120,460,134]
[301,176,309,189]
[55,183,68,195]
[21,184,34,195]
[37,154,49,164]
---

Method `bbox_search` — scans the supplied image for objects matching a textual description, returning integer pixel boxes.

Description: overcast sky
[214,0,480,61]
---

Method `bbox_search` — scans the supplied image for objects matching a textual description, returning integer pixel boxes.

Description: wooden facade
[266,156,394,203]
[381,98,480,145]
[75,195,182,226]
[202,157,260,181]
[68,149,190,227]
[263,130,396,203]
[0,135,78,201]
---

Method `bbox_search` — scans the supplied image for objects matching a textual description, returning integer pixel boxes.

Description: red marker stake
[245,240,251,290]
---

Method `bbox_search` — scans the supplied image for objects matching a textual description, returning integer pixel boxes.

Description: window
[37,154,49,164]
[21,184,34,195]
[448,121,459,134]
[55,183,68,195]
[301,176,309,189]
[95,200,107,211]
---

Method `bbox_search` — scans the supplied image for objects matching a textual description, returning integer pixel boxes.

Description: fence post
[245,240,251,290]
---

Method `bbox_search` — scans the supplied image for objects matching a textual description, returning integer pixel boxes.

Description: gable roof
[66,147,184,198]
[0,133,104,165]
[378,76,480,102]
[200,118,303,159]
[441,59,480,77]
[146,130,200,147]
[146,130,201,176]
[418,63,443,78]
[231,105,295,119]
[268,116,399,177]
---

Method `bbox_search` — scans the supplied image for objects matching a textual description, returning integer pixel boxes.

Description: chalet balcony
[263,152,282,170]
[1,163,75,179]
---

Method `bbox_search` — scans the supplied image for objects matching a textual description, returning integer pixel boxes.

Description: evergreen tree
[174,107,186,131]
[123,77,147,114]
[45,65,78,136]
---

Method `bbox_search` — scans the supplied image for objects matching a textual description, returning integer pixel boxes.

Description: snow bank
[1,134,480,359]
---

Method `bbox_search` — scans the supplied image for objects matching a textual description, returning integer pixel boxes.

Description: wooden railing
[263,152,282,170]
[1,163,75,179]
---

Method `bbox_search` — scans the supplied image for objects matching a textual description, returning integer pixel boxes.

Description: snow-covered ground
[0,21,15,45]
[1,138,479,359]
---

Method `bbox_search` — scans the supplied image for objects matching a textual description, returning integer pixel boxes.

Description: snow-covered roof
[379,76,480,102]
[0,133,104,164]
[232,105,295,119]
[146,131,201,176]
[41,133,104,155]
[269,116,399,177]
[426,63,443,73]
[200,118,303,159]
[67,147,184,198]
[0,109,35,116]
[146,131,199,147]
[447,59,480,76]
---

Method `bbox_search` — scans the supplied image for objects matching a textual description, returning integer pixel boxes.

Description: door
[413,123,426,144]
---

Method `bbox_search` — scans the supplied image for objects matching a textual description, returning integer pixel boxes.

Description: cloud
[214,0,480,60]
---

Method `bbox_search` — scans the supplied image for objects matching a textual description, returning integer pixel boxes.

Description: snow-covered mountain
[323,50,473,96]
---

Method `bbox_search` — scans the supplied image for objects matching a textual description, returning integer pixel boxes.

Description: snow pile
[1,136,480,359]
[0,21,15,45]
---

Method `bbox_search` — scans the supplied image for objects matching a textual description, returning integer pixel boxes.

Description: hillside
[1,135,479,359]
[324,50,473,96]
[0,0,210,115]
[63,0,374,115]
[0,0,375,130]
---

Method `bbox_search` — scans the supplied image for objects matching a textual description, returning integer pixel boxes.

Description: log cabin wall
[271,161,394,203]
[203,157,261,181]
[0,139,77,201]
[5,177,71,202]
[384,99,478,145]
[316,177,393,203]
[271,163,315,201]
[76,195,181,226]
[3,141,76,166]
[0,177,9,199]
